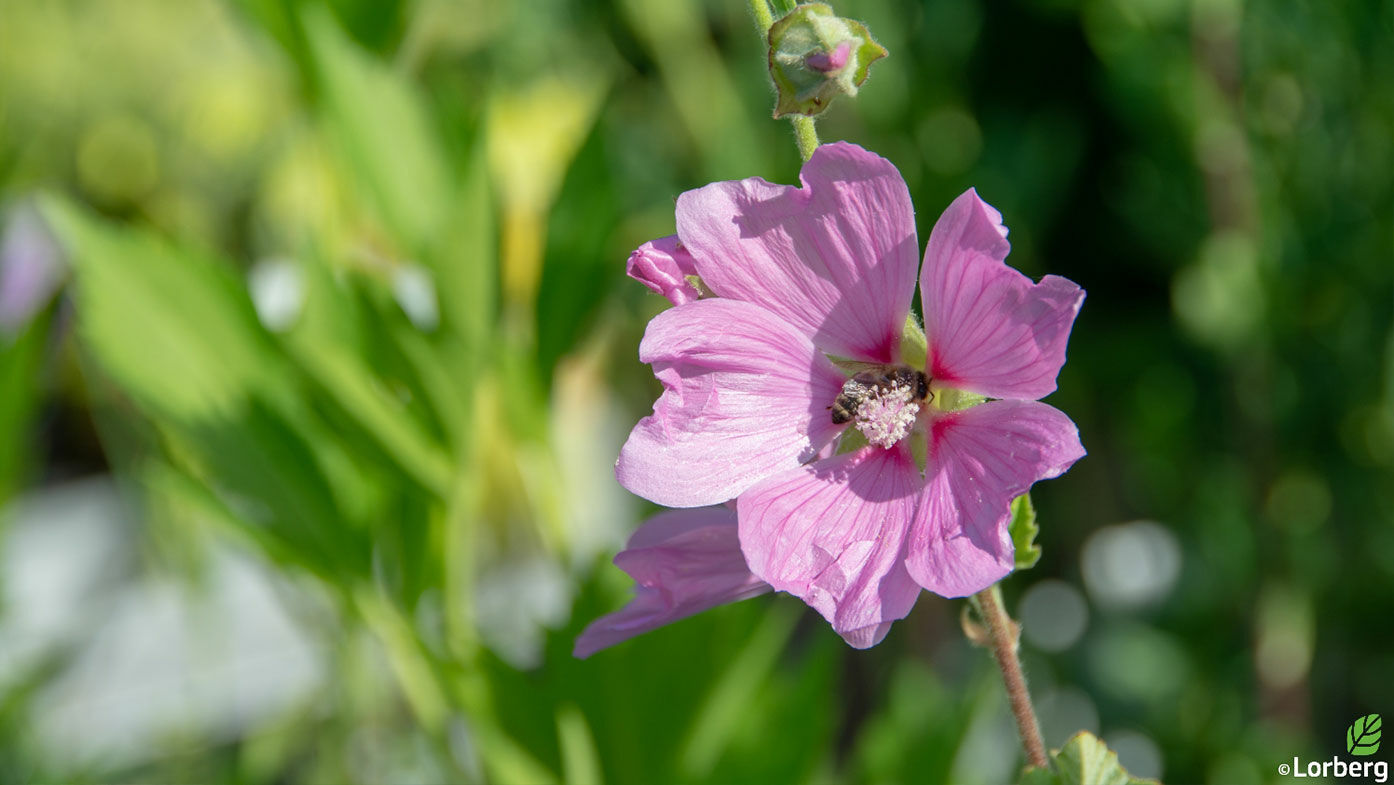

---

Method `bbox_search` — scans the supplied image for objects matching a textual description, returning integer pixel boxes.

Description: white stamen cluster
[854,381,921,448]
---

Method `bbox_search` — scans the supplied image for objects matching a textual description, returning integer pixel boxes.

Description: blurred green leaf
[678,603,798,780]
[848,662,976,785]
[556,704,603,785]
[0,313,47,506]
[304,4,450,253]
[387,322,473,456]
[288,341,453,497]
[40,197,288,423]
[174,399,365,579]
[432,153,495,357]
[354,587,450,732]
[1010,493,1041,570]
[471,719,562,785]
[617,0,764,177]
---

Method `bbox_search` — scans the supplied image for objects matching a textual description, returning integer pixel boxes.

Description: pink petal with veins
[906,400,1085,597]
[616,298,846,508]
[922,189,1084,400]
[676,142,918,363]
[738,444,922,648]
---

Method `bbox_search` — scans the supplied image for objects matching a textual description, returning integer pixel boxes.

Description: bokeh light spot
[1037,686,1099,749]
[917,107,982,176]
[1254,584,1313,689]
[248,257,304,333]
[1021,579,1089,652]
[1172,230,1263,351]
[1091,624,1188,702]
[1082,521,1182,609]
[1263,468,1331,533]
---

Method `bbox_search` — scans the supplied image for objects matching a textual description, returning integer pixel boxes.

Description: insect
[829,365,931,424]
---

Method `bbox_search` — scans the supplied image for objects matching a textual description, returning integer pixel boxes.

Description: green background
[0,0,1390,782]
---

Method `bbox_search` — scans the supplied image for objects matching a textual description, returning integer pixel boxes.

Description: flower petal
[616,298,846,507]
[675,142,918,363]
[574,507,770,658]
[907,400,1085,598]
[737,444,922,648]
[626,235,701,306]
[1,203,67,335]
[921,189,1084,400]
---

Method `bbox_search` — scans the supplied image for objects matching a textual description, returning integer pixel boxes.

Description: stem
[791,116,820,161]
[746,0,822,163]
[974,584,1049,768]
[747,0,774,32]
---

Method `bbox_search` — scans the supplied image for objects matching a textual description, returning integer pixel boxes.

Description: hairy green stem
[974,584,1049,768]
[747,0,774,32]
[747,0,822,162]
[792,115,821,161]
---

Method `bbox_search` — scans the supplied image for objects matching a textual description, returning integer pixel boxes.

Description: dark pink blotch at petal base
[675,142,919,363]
[626,235,702,306]
[737,444,922,648]
[574,507,771,658]
[921,189,1084,400]
[907,400,1085,598]
[616,298,846,508]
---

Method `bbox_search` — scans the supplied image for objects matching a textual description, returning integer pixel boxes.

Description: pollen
[854,381,921,448]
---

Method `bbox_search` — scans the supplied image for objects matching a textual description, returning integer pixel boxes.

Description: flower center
[853,379,921,448]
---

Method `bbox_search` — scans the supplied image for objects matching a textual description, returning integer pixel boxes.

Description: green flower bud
[767,3,887,118]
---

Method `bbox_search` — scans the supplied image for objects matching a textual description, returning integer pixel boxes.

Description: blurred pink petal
[0,203,66,335]
[906,400,1085,597]
[921,189,1084,400]
[574,507,770,658]
[675,142,917,363]
[626,235,701,306]
[616,298,846,508]
[737,444,921,648]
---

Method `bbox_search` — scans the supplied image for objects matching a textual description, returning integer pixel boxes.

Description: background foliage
[1,0,1391,782]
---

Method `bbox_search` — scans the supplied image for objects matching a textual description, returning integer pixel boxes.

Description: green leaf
[433,153,496,356]
[303,5,450,253]
[1019,732,1160,785]
[40,196,286,424]
[1054,732,1132,785]
[557,704,604,785]
[173,400,367,580]
[1010,493,1042,570]
[288,342,454,497]
[0,311,48,506]
[679,604,800,780]
[1347,713,1383,756]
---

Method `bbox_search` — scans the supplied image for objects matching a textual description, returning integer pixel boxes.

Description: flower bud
[626,235,702,305]
[767,3,887,118]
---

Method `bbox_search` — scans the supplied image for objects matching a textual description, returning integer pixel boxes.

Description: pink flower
[583,142,1084,654]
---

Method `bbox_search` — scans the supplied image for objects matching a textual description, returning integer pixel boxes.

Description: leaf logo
[1346,714,1382,757]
